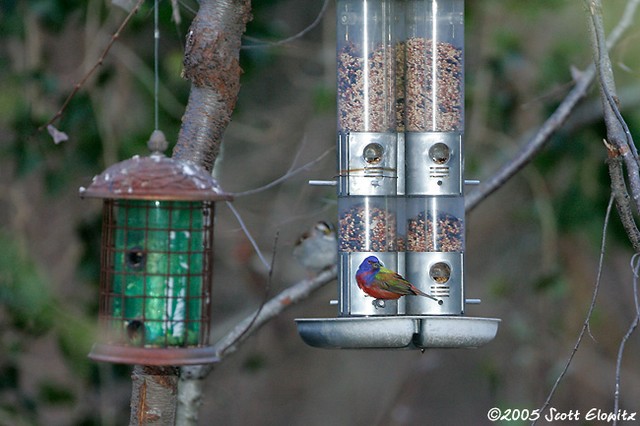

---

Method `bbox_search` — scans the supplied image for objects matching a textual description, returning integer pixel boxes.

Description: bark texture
[586,0,640,252]
[172,0,252,172]
[129,366,179,425]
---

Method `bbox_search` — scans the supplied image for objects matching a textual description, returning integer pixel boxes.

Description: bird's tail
[413,287,441,303]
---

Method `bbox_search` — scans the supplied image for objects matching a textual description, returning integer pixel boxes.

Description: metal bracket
[405,132,463,196]
[338,132,398,196]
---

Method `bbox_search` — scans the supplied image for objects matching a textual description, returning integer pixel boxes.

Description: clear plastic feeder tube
[336,0,401,320]
[401,0,465,316]
[338,195,399,315]
[404,0,464,132]
[337,0,398,134]
[404,195,464,314]
[405,196,464,253]
[339,196,398,253]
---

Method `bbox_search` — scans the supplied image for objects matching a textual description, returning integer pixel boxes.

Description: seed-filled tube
[405,195,464,253]
[339,196,398,253]
[403,195,464,314]
[403,0,464,132]
[337,0,398,133]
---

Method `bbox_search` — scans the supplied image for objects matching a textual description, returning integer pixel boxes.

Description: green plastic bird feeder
[80,131,232,365]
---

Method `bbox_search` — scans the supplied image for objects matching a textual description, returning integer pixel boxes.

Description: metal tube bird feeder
[297,0,500,349]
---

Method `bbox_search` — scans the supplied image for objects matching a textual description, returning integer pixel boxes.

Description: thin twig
[225,201,270,269]
[242,0,330,49]
[230,147,334,198]
[532,194,614,425]
[38,0,145,132]
[588,1,638,161]
[180,265,337,382]
[212,265,336,358]
[219,231,279,357]
[612,255,640,425]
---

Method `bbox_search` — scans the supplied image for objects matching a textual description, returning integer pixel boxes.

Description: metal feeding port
[296,0,500,349]
[80,131,232,365]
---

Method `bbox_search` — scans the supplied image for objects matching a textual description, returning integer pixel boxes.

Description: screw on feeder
[373,299,386,309]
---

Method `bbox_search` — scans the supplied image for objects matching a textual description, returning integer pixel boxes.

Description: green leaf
[0,231,54,336]
[38,380,75,405]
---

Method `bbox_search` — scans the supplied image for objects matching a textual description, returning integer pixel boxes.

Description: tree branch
[172,0,252,172]
[606,154,640,252]
[175,266,337,425]
[586,0,640,252]
[465,0,640,214]
[465,66,594,213]
[586,1,640,423]
[129,366,179,425]
[534,1,640,422]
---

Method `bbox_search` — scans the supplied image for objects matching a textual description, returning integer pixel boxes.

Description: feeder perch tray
[295,316,500,349]
[88,345,220,366]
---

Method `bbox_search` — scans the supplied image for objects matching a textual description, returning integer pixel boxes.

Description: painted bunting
[293,221,337,272]
[356,256,441,304]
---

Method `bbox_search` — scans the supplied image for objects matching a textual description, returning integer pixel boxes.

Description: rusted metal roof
[80,153,232,201]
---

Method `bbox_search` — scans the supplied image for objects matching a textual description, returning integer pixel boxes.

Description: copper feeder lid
[79,130,232,202]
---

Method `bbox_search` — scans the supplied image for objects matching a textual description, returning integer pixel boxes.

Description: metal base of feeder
[88,344,220,365]
[295,316,500,350]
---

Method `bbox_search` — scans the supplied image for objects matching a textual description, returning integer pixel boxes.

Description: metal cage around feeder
[80,137,232,365]
[296,0,500,350]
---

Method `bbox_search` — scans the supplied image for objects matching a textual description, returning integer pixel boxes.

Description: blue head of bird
[357,256,383,274]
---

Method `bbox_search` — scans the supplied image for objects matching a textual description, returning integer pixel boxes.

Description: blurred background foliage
[0,0,639,425]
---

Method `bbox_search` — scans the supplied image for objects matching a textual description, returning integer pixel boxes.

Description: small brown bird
[293,221,337,273]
